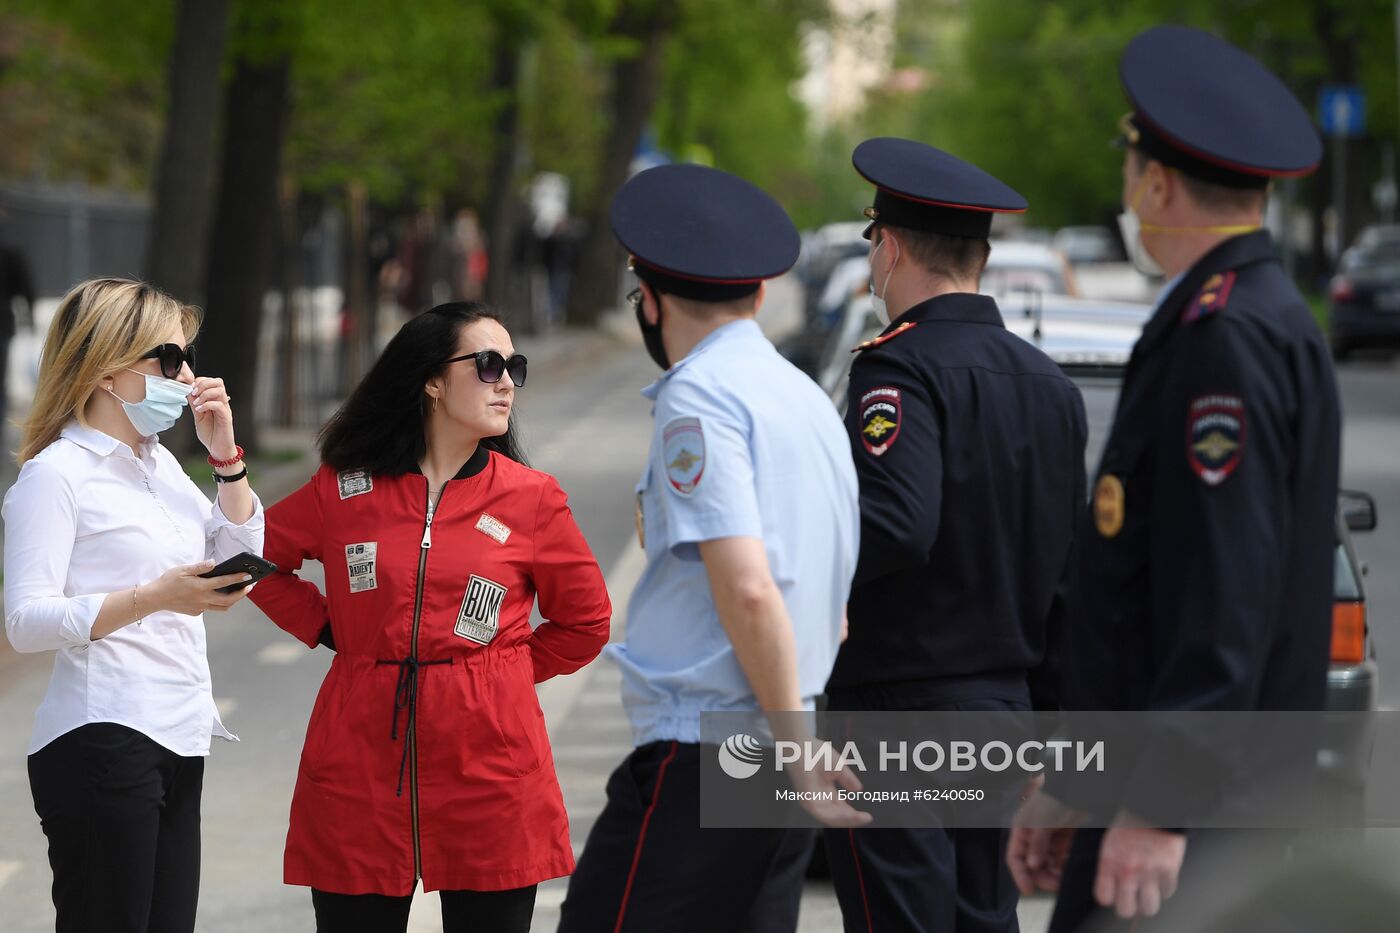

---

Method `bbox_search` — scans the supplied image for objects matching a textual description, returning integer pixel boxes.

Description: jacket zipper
[409,483,441,880]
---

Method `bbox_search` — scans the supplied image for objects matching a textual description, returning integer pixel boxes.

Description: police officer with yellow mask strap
[1008,25,1341,930]
[824,138,1088,933]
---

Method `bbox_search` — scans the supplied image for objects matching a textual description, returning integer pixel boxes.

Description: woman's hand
[142,561,253,616]
[190,376,238,461]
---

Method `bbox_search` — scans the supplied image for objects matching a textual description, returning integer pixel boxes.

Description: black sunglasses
[444,349,527,387]
[141,343,196,380]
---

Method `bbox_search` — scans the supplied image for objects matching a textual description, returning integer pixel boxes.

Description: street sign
[1319,85,1366,138]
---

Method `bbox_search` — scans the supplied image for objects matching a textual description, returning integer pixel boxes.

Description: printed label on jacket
[455,575,507,644]
[345,542,378,593]
[475,512,512,545]
[337,470,373,500]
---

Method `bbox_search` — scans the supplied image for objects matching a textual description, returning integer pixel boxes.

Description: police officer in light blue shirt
[558,164,864,933]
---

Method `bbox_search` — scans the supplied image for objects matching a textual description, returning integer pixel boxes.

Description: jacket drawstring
[375,656,454,796]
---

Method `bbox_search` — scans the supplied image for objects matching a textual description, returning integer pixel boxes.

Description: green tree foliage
[652,0,827,225]
[895,0,1398,228]
[0,0,171,189]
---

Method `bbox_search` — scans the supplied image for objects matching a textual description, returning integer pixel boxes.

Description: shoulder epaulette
[1181,271,1237,324]
[851,321,916,354]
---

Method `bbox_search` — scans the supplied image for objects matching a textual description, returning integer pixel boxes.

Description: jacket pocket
[492,661,548,778]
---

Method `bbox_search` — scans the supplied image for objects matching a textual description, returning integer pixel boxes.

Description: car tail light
[1331,601,1366,664]
[1330,276,1355,302]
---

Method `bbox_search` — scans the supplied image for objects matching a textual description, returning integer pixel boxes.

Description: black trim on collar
[409,444,492,481]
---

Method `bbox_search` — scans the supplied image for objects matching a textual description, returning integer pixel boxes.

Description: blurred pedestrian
[0,212,35,435]
[5,277,263,933]
[557,164,865,933]
[250,302,611,933]
[823,138,1087,933]
[1009,26,1341,931]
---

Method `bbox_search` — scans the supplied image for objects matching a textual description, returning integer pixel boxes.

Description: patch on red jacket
[337,469,373,500]
[345,542,378,593]
[455,575,507,644]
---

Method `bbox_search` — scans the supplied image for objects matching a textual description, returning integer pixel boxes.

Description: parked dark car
[1329,243,1400,358]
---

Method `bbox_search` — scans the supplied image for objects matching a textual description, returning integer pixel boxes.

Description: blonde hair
[18,278,201,464]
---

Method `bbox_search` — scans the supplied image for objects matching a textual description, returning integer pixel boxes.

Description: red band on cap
[1130,104,1319,179]
[629,255,769,285]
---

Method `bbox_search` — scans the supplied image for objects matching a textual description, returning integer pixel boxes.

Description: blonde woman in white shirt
[4,278,264,933]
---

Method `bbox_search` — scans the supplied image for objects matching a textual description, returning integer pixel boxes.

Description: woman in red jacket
[250,302,611,933]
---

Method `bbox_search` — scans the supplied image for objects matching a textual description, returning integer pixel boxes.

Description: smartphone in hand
[199,552,278,594]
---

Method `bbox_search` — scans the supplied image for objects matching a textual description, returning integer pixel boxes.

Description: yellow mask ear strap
[1140,222,1262,235]
[1134,168,1262,237]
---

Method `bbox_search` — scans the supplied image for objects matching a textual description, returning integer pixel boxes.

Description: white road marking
[0,860,22,892]
[535,883,568,909]
[406,883,439,933]
[257,642,306,665]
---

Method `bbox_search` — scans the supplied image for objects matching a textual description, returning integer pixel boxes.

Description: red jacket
[250,450,611,895]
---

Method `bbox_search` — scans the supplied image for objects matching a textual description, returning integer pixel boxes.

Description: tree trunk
[345,179,370,391]
[201,55,292,454]
[565,5,675,326]
[145,0,229,305]
[484,40,524,320]
[276,174,299,428]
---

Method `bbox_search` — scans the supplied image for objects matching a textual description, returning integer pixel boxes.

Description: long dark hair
[319,302,527,475]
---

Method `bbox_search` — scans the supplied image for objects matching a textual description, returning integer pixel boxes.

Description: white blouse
[3,422,265,757]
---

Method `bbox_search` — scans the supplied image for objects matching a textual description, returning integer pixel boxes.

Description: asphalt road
[1,313,1397,931]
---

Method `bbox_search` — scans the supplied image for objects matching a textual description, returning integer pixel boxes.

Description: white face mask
[1117,201,1164,278]
[869,234,899,326]
[107,370,193,437]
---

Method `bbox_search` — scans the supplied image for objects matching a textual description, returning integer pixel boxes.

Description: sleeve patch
[859,386,902,456]
[662,416,706,496]
[1186,395,1245,485]
[1181,271,1237,324]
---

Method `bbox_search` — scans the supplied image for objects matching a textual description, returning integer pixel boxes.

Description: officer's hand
[784,751,873,829]
[1007,779,1085,895]
[1093,813,1186,920]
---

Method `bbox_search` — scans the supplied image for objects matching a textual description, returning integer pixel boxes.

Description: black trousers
[311,886,538,933]
[558,741,814,933]
[823,686,1027,933]
[28,722,205,933]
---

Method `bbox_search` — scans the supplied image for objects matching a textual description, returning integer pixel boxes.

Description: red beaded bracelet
[207,445,245,469]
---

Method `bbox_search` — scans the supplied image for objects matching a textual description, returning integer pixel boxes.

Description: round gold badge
[1094,475,1125,539]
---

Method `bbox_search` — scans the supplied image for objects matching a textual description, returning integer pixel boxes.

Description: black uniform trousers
[28,722,205,933]
[824,686,1027,933]
[558,740,814,933]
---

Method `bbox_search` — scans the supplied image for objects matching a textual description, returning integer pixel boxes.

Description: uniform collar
[61,420,156,462]
[891,292,1005,330]
[1132,230,1277,359]
[641,318,763,400]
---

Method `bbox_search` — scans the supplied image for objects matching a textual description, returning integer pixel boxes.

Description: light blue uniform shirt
[607,318,860,746]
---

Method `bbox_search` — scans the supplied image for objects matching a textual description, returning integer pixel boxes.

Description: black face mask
[628,287,670,370]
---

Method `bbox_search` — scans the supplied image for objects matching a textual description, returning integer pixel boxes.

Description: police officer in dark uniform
[1007,26,1341,931]
[823,137,1088,933]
